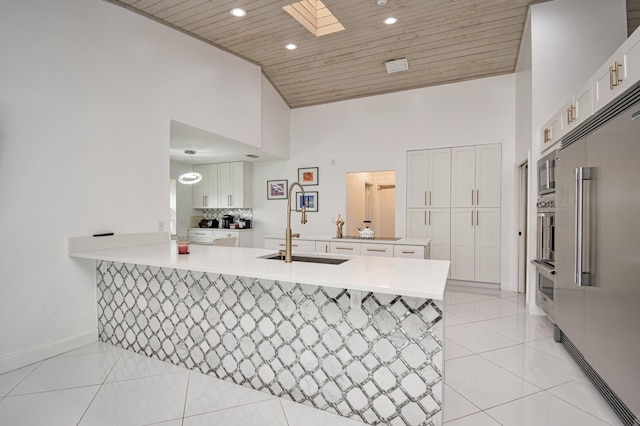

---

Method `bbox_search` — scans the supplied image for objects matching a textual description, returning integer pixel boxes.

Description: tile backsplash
[203,208,253,221]
[96,261,443,425]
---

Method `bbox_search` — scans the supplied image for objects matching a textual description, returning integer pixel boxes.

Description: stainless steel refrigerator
[555,85,640,425]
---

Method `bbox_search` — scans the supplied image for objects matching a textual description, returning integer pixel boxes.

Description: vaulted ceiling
[109,0,638,109]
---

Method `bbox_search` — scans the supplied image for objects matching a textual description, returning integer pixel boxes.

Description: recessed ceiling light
[286,43,297,50]
[384,17,397,25]
[230,8,247,17]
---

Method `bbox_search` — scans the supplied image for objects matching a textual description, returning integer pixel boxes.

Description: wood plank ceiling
[109,0,571,108]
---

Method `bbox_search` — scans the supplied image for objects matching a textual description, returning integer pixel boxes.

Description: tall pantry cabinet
[406,149,451,262]
[406,144,501,284]
[450,144,501,283]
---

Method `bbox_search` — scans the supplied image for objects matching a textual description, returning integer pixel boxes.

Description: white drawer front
[393,245,425,259]
[213,231,236,239]
[189,229,214,244]
[361,243,394,257]
[330,242,361,255]
[264,238,315,253]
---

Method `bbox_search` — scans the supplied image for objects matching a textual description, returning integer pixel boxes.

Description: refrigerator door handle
[575,167,592,286]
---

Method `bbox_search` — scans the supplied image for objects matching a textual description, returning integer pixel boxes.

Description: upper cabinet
[451,144,501,208]
[541,80,593,153]
[193,161,252,209]
[218,162,252,208]
[541,27,640,153]
[406,148,451,208]
[193,164,218,209]
[592,30,640,113]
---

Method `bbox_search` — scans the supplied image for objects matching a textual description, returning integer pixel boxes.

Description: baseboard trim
[446,280,501,292]
[0,330,98,374]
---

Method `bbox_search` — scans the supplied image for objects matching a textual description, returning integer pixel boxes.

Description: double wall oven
[533,149,558,321]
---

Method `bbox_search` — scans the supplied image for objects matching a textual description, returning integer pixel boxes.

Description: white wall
[515,0,626,312]
[0,0,263,372]
[261,76,291,159]
[252,74,517,290]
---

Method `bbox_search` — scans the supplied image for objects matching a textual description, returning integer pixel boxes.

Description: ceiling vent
[385,58,409,74]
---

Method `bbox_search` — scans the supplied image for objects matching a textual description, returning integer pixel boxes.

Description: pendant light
[178,150,202,184]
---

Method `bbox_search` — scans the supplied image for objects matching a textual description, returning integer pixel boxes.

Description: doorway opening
[517,159,529,294]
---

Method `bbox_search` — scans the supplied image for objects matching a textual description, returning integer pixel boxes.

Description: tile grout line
[75,348,124,426]
[278,399,292,426]
[180,370,192,426]
[543,379,623,425]
[2,361,43,399]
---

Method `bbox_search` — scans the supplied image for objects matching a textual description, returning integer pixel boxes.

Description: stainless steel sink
[260,253,350,265]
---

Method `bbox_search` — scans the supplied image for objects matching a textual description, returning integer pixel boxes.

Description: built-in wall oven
[532,149,558,321]
[538,149,557,195]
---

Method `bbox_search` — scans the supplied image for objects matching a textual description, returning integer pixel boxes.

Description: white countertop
[69,241,448,300]
[263,234,432,246]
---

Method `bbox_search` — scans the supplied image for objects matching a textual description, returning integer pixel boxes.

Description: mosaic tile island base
[70,237,447,425]
[97,262,443,425]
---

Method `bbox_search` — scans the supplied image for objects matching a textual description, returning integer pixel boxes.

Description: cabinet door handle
[424,210,427,226]
[476,189,479,205]
[476,210,479,226]
[429,191,432,206]
[611,61,624,89]
[424,191,427,206]
[366,248,386,253]
[610,65,615,90]
[428,210,431,226]
[616,60,624,85]
[471,210,474,226]
[402,251,415,254]
[471,190,474,205]
[335,247,354,250]
[278,243,298,247]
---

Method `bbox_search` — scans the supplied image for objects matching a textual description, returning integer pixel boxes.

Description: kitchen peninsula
[69,233,449,425]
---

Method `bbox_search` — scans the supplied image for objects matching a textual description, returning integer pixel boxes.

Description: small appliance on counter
[198,219,219,228]
[238,219,251,229]
[357,220,374,239]
[221,215,235,229]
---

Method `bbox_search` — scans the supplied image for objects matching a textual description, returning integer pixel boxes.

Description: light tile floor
[0,288,625,425]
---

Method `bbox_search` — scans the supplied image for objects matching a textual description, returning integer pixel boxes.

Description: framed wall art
[295,191,318,212]
[298,167,319,186]
[267,179,288,200]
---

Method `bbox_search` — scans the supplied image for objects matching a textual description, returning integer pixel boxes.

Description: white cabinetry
[315,241,330,254]
[361,243,393,257]
[406,208,450,261]
[193,164,218,208]
[450,208,500,283]
[542,27,640,154]
[407,149,451,208]
[541,80,592,153]
[451,144,501,208]
[218,162,252,208]
[264,238,316,253]
[449,144,501,283]
[264,237,428,258]
[592,29,640,113]
[193,162,251,209]
[188,229,253,248]
[393,245,426,259]
[330,241,361,255]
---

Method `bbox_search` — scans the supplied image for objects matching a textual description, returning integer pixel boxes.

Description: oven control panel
[536,196,555,210]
